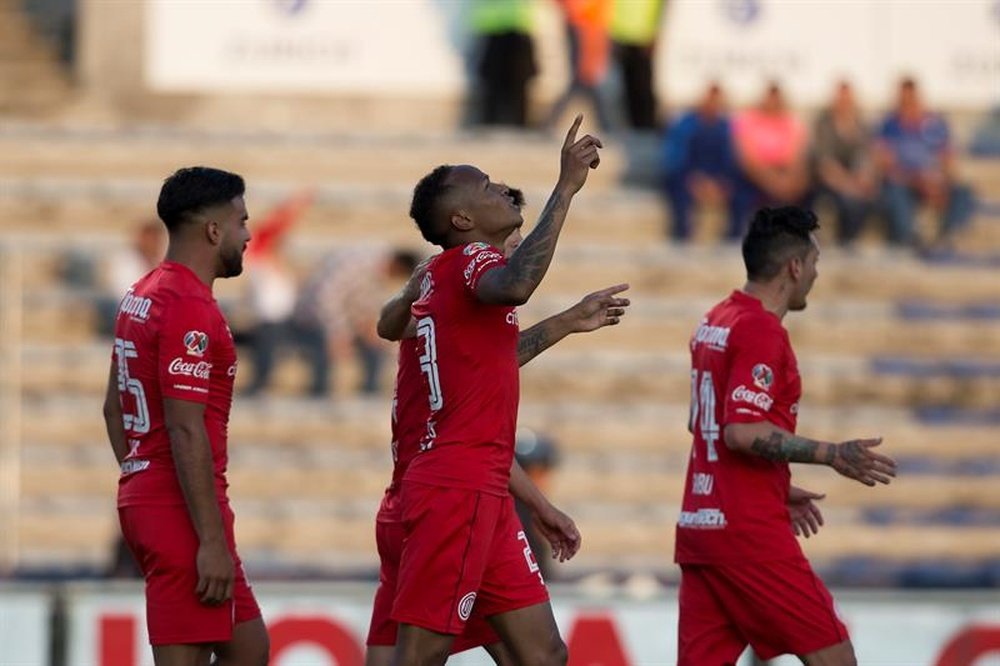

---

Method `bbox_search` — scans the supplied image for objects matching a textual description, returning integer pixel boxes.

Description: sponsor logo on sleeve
[183,330,209,357]
[751,363,774,390]
[168,357,212,379]
[457,592,477,621]
[463,250,503,283]
[731,385,773,411]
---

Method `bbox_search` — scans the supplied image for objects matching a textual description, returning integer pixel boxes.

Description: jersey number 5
[416,316,443,411]
[689,370,720,462]
[114,338,150,435]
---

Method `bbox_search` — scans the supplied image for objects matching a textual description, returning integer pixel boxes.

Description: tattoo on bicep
[499,193,567,289]
[517,326,551,365]
[750,431,820,463]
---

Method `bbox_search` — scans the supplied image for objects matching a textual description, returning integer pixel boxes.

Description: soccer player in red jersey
[366,230,629,666]
[385,115,603,666]
[676,206,897,665]
[102,167,268,666]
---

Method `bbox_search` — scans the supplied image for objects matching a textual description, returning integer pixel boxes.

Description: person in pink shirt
[732,82,812,236]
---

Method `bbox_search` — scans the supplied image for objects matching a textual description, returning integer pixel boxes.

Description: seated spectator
[876,77,976,247]
[240,190,329,397]
[732,81,811,235]
[294,247,421,396]
[661,82,739,240]
[812,80,880,245]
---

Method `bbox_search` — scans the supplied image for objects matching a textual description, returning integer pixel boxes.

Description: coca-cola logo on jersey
[168,357,212,379]
[731,385,773,411]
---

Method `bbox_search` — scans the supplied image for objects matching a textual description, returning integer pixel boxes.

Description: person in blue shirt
[661,83,741,241]
[876,78,975,247]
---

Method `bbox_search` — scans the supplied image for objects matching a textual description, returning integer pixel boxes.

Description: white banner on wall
[145,0,468,94]
[0,588,50,665]
[62,583,1000,666]
[659,0,1000,109]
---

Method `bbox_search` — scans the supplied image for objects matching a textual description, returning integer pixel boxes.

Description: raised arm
[724,421,896,487]
[376,255,433,341]
[476,115,603,306]
[102,362,129,464]
[517,283,630,366]
[509,460,581,562]
[164,398,234,606]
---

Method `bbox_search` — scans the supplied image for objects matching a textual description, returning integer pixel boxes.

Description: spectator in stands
[96,219,166,335]
[876,77,976,247]
[610,0,663,130]
[513,427,561,579]
[471,0,537,127]
[545,0,614,132]
[733,81,811,236]
[811,80,879,245]
[661,82,739,241]
[294,247,421,395]
[241,190,329,397]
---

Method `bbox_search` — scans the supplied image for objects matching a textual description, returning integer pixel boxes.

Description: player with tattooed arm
[675,206,897,666]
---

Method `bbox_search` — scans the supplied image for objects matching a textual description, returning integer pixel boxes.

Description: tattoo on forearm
[517,325,552,366]
[498,192,567,292]
[750,431,821,463]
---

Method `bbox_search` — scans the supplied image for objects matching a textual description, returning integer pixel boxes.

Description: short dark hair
[742,207,819,281]
[156,167,245,232]
[409,165,454,247]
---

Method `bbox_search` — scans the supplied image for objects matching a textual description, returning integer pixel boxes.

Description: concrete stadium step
[0,126,628,193]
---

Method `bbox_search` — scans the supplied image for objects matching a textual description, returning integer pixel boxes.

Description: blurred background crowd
[1,0,998,605]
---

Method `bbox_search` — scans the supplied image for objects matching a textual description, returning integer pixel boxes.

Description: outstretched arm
[724,421,896,487]
[509,461,581,562]
[476,115,603,306]
[518,283,630,366]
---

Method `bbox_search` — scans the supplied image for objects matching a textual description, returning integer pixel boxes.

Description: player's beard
[220,245,244,278]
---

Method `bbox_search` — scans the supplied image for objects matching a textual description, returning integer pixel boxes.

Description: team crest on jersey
[457,592,477,621]
[183,330,209,357]
[463,242,490,255]
[751,363,774,390]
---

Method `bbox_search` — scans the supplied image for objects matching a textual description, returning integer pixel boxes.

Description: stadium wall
[3,583,999,665]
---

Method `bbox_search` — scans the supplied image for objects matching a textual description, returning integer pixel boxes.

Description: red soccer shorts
[391,482,549,635]
[118,502,261,646]
[678,557,849,664]
[366,488,501,652]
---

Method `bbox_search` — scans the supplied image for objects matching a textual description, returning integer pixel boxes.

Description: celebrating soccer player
[367,228,629,665]
[387,115,603,665]
[102,167,268,666]
[675,206,897,665]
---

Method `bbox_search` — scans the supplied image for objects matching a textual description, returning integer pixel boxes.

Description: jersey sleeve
[158,296,217,403]
[460,243,506,293]
[723,318,788,425]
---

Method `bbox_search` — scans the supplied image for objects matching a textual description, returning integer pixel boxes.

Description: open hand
[830,438,896,487]
[195,539,234,606]
[565,283,631,333]
[788,486,825,538]
[532,505,582,562]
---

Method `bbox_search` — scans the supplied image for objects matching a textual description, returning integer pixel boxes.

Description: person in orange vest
[545,0,614,131]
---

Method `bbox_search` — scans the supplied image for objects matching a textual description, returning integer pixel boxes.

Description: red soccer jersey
[675,290,803,564]
[112,261,237,507]
[404,242,520,496]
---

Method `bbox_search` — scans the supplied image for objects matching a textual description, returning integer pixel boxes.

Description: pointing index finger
[564,114,583,149]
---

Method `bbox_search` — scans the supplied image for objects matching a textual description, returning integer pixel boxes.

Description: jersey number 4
[689,370,720,462]
[114,338,150,435]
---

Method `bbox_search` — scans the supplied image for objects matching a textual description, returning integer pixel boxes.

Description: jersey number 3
[689,370,720,462]
[114,338,150,435]
[416,317,443,411]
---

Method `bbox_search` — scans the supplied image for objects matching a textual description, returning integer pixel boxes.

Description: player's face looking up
[789,233,820,312]
[213,195,251,278]
[445,165,524,247]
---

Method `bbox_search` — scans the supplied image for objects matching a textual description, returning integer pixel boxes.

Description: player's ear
[788,254,803,280]
[450,210,474,233]
[205,218,222,246]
